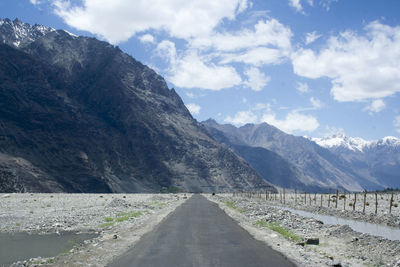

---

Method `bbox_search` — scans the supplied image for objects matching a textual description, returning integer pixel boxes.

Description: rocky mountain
[203,119,383,192]
[313,134,400,188]
[0,18,275,193]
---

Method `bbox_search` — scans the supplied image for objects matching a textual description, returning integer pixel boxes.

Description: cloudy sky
[2,0,400,139]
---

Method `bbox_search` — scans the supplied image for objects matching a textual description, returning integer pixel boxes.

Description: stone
[329,260,342,267]
[305,238,319,245]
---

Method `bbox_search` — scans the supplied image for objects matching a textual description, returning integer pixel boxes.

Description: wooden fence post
[295,189,297,205]
[375,192,378,214]
[389,192,394,214]
[335,189,339,208]
[363,190,366,214]
[328,189,331,208]
[320,194,323,207]
[343,190,346,210]
[283,188,286,204]
[353,193,356,211]
[314,193,317,205]
[304,192,306,205]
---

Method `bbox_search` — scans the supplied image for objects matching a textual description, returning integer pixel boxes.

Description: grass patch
[99,222,115,228]
[100,211,144,227]
[224,201,245,213]
[104,217,114,222]
[147,201,167,209]
[256,220,301,242]
[115,211,144,222]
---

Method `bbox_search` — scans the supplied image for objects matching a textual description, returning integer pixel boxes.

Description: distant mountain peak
[312,134,400,152]
[0,17,55,48]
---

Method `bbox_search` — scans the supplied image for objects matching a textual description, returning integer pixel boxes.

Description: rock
[329,259,342,267]
[113,234,118,239]
[296,242,305,247]
[305,238,319,245]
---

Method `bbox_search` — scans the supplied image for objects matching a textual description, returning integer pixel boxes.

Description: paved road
[109,195,296,267]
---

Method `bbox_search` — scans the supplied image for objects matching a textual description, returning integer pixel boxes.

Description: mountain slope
[313,135,400,188]
[203,119,383,191]
[0,18,275,193]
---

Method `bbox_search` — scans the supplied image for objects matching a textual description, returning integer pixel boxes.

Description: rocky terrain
[210,194,400,267]
[0,18,275,193]
[262,192,400,228]
[0,193,188,266]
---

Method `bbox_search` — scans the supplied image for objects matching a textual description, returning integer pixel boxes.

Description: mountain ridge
[0,18,275,193]
[203,119,384,191]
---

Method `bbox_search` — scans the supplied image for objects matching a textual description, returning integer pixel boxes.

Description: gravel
[209,194,400,267]
[0,193,188,266]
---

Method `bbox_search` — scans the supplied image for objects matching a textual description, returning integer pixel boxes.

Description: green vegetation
[147,201,167,209]
[100,211,145,227]
[115,211,143,222]
[104,217,113,222]
[256,220,302,242]
[224,201,245,213]
[99,222,115,228]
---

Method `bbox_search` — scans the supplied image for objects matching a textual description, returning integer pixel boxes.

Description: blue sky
[1,0,400,140]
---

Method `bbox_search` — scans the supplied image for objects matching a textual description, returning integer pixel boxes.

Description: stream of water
[272,206,400,241]
[0,231,97,266]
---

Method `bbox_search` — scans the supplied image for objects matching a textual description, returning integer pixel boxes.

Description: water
[272,206,400,241]
[0,231,97,266]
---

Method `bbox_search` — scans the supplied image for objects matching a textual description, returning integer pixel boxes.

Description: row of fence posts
[232,190,396,214]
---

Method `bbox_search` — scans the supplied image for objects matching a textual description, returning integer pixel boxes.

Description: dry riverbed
[209,194,400,267]
[0,193,188,266]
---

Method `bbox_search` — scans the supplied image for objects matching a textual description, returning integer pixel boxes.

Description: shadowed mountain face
[0,18,275,193]
[203,119,383,192]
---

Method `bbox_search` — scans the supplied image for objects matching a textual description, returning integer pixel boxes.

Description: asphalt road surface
[109,194,296,267]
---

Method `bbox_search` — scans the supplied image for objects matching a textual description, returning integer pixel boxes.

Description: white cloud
[310,97,322,109]
[305,31,321,45]
[288,0,303,13]
[191,19,292,53]
[394,115,400,133]
[186,92,196,99]
[52,0,249,44]
[261,111,319,133]
[364,99,386,114]
[320,0,338,11]
[288,0,313,14]
[168,51,242,90]
[29,0,41,5]
[225,110,258,126]
[243,67,271,91]
[292,21,400,102]
[156,40,177,63]
[220,47,285,66]
[296,82,310,93]
[186,103,201,115]
[224,103,319,133]
[139,34,155,43]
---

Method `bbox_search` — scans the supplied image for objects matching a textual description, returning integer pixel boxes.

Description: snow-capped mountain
[312,134,400,188]
[0,18,55,48]
[312,134,400,152]
[312,134,373,152]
